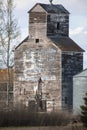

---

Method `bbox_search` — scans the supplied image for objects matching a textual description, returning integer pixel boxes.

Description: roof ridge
[28,3,69,14]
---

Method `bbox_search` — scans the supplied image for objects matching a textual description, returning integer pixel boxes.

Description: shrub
[80,93,87,127]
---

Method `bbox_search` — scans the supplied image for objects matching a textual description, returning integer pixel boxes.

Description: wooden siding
[14,3,83,112]
[14,38,62,111]
[29,12,46,23]
[47,14,69,36]
[29,12,47,38]
[62,52,83,110]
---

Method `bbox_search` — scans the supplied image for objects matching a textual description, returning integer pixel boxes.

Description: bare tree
[0,0,20,106]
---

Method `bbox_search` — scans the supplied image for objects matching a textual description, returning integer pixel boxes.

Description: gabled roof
[73,69,87,77]
[28,3,69,14]
[49,36,84,52]
[15,36,29,50]
[15,35,84,52]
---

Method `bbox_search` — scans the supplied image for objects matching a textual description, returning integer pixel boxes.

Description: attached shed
[0,68,14,109]
[73,69,87,114]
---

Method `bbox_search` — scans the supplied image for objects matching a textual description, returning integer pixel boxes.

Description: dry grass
[0,109,73,127]
[0,108,86,129]
[0,125,87,130]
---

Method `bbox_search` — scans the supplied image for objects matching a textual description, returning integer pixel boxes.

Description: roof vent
[49,0,53,4]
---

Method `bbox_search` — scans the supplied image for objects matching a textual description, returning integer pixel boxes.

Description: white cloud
[14,0,87,14]
[70,27,87,36]
[15,0,49,10]
[14,0,29,10]
[70,27,87,69]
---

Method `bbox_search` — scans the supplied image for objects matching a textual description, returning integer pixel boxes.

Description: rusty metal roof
[49,36,84,52]
[28,3,69,14]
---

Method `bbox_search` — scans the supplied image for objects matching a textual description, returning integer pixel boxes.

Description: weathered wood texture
[14,3,83,112]
[47,14,69,36]
[29,5,47,39]
[29,4,69,39]
[14,38,62,111]
[62,52,83,110]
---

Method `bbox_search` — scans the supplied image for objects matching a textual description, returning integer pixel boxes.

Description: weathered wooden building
[14,3,84,112]
[73,69,87,114]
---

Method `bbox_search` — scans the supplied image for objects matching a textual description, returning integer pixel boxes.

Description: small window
[57,22,60,30]
[65,97,68,104]
[36,39,39,43]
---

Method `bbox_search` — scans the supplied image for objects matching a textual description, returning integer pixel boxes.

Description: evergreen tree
[80,93,87,127]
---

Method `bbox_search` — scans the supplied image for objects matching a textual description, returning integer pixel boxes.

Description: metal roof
[28,3,69,14]
[49,36,84,52]
[15,35,84,52]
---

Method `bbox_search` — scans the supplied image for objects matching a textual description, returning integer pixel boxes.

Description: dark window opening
[57,22,60,30]
[36,39,39,43]
[65,97,68,104]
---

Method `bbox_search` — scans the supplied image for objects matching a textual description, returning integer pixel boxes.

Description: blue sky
[14,0,87,69]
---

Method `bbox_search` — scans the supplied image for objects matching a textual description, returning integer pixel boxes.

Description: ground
[0,124,87,130]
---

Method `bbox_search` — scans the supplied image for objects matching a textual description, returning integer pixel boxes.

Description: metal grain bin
[73,69,87,114]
